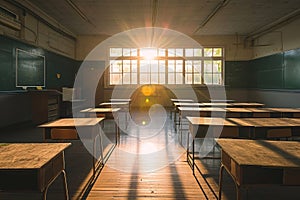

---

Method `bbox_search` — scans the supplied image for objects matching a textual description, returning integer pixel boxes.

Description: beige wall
[252,17,300,58]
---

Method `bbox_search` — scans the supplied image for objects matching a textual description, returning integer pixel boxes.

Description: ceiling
[24,0,300,37]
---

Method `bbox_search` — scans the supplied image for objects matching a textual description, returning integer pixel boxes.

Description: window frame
[106,46,225,87]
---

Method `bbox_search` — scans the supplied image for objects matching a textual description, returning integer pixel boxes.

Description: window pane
[110,48,122,57]
[176,48,183,57]
[194,73,201,84]
[131,73,137,84]
[123,60,131,72]
[132,60,137,72]
[168,60,175,72]
[194,48,202,57]
[213,60,222,72]
[140,74,150,84]
[185,61,193,72]
[185,49,193,57]
[140,60,150,72]
[204,74,212,84]
[204,48,213,57]
[123,48,131,56]
[213,74,222,85]
[123,73,131,84]
[140,48,157,59]
[110,74,122,85]
[176,73,183,84]
[158,49,166,56]
[131,48,138,56]
[204,60,213,72]
[151,60,159,72]
[159,60,165,72]
[110,60,122,72]
[176,60,183,72]
[151,73,159,84]
[168,49,175,57]
[185,74,192,84]
[194,61,201,73]
[168,73,175,84]
[159,73,165,84]
[213,48,222,57]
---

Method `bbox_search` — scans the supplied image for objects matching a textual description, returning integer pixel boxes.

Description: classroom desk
[0,143,71,200]
[39,118,104,175]
[80,108,121,143]
[99,102,129,108]
[170,99,195,129]
[177,107,226,143]
[265,107,300,117]
[99,102,129,126]
[217,139,300,200]
[186,117,300,198]
[179,107,300,119]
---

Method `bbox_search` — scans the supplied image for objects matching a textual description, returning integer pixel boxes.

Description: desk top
[229,117,298,127]
[39,118,104,128]
[99,102,129,106]
[216,139,300,168]
[187,117,236,126]
[230,102,264,107]
[80,108,120,113]
[266,108,300,113]
[202,102,232,107]
[0,143,71,169]
[178,107,225,112]
[187,117,300,128]
[174,102,203,107]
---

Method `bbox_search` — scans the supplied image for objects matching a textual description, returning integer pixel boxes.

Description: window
[109,47,224,85]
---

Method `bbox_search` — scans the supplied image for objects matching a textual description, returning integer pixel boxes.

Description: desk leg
[186,132,190,162]
[179,111,182,145]
[218,164,225,200]
[192,139,195,175]
[43,152,69,200]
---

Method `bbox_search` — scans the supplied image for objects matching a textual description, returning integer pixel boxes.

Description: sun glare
[140,48,157,60]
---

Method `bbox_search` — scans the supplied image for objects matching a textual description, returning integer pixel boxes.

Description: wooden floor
[86,154,214,200]
[85,110,216,200]
[2,110,300,199]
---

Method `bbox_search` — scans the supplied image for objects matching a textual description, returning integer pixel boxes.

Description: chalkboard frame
[15,48,45,88]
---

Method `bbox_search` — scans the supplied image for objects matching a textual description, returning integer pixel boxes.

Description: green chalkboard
[16,48,45,88]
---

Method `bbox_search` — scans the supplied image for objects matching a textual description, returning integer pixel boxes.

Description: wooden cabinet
[30,90,61,124]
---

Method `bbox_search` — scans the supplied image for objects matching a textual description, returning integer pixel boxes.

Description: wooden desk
[39,118,104,175]
[177,107,226,143]
[173,102,203,107]
[0,143,71,200]
[229,102,264,107]
[99,102,129,107]
[80,108,121,143]
[186,117,300,198]
[265,108,300,117]
[217,139,300,200]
